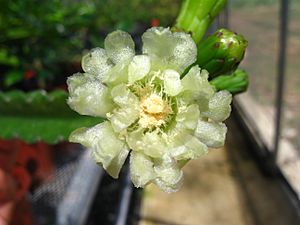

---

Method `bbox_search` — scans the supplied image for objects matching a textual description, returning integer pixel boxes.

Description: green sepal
[209,69,249,95]
[197,28,248,78]
[174,0,227,43]
[0,90,102,144]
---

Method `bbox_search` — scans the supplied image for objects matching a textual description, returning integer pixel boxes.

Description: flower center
[139,93,171,128]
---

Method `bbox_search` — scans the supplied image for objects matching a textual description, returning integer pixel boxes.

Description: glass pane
[229,0,280,150]
[278,0,300,194]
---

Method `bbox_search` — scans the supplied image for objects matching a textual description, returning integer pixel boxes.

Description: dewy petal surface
[81,48,112,80]
[169,129,208,160]
[69,122,127,178]
[181,66,214,111]
[202,90,232,122]
[176,104,200,130]
[104,30,135,64]
[194,120,227,148]
[67,73,114,118]
[142,27,196,73]
[102,61,129,86]
[109,84,140,132]
[130,152,156,188]
[163,69,183,96]
[154,155,183,193]
[128,55,151,84]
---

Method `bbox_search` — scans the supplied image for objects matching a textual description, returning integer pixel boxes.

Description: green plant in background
[0,0,249,155]
[0,0,97,89]
[0,0,181,89]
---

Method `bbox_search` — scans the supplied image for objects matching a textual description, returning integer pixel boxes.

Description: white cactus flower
[67,27,232,192]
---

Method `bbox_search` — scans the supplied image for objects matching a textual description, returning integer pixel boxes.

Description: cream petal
[102,61,129,86]
[202,90,232,122]
[128,55,151,84]
[104,30,135,64]
[181,66,214,111]
[67,73,114,118]
[154,155,183,193]
[109,84,140,132]
[81,48,112,80]
[106,146,130,178]
[70,122,128,178]
[163,69,183,96]
[130,152,156,188]
[176,104,200,130]
[142,131,167,158]
[169,129,208,160]
[142,27,196,73]
[194,120,227,148]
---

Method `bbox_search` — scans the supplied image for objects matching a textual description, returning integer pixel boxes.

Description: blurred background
[0,0,300,225]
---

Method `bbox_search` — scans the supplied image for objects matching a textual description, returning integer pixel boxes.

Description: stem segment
[174,0,227,43]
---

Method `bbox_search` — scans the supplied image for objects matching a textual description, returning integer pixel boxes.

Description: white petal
[169,129,208,160]
[176,104,200,130]
[194,120,227,148]
[130,152,156,188]
[102,61,129,86]
[154,155,183,193]
[181,66,214,111]
[163,69,183,96]
[104,30,135,64]
[142,131,167,158]
[69,122,127,177]
[106,146,130,178]
[81,48,112,80]
[142,27,196,73]
[128,55,151,84]
[109,84,140,132]
[67,73,114,117]
[202,90,232,122]
[126,129,144,152]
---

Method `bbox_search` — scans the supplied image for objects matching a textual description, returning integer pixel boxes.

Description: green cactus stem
[210,69,249,95]
[0,90,101,143]
[174,0,227,43]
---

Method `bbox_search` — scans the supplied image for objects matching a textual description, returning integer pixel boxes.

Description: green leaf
[4,70,23,87]
[0,90,102,144]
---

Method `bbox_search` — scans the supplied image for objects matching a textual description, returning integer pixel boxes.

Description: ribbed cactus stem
[174,0,227,43]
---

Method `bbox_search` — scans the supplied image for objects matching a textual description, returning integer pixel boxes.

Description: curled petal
[109,84,140,132]
[81,48,112,80]
[128,55,151,84]
[154,155,183,193]
[142,27,196,73]
[102,61,129,86]
[194,120,227,148]
[142,131,168,158]
[126,129,144,151]
[176,104,200,130]
[170,129,207,160]
[69,122,127,178]
[163,69,183,96]
[106,146,130,178]
[181,66,214,111]
[67,73,114,117]
[104,30,135,64]
[202,90,232,122]
[130,152,156,188]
